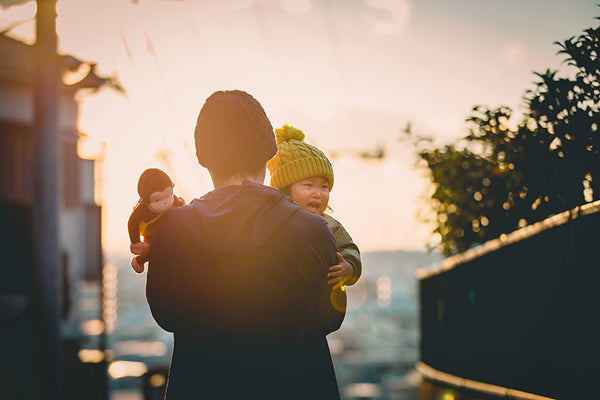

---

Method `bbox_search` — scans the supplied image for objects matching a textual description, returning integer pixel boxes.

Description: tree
[410,16,599,256]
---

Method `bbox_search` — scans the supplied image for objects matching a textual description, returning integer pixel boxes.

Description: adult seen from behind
[146,90,346,399]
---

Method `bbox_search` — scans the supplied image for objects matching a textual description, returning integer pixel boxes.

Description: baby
[267,125,362,288]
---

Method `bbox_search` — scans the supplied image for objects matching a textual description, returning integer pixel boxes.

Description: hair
[208,162,267,184]
[280,185,292,197]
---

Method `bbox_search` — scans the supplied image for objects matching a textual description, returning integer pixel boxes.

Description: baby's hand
[130,241,149,255]
[327,252,354,289]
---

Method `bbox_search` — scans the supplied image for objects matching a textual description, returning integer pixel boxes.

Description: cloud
[363,0,411,35]
[500,40,527,65]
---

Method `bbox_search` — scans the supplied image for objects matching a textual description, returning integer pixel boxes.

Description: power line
[144,31,179,120]
[119,27,152,109]
[317,0,354,95]
[250,1,287,87]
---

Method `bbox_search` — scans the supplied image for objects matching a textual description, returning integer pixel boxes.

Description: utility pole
[32,0,62,398]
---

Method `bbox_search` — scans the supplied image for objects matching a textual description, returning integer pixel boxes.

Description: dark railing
[0,201,107,400]
[417,201,599,400]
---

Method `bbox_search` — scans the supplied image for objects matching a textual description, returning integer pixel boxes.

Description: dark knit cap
[194,90,277,173]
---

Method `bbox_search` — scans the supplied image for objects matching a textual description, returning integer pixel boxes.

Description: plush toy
[127,168,185,273]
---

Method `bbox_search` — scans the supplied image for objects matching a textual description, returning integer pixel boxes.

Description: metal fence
[417,201,599,399]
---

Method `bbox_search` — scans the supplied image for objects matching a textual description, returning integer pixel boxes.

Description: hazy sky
[2,0,598,253]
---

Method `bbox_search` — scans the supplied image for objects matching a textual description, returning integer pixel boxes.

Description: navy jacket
[147,180,346,399]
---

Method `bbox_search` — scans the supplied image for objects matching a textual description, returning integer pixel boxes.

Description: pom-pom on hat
[267,124,334,190]
[194,90,276,173]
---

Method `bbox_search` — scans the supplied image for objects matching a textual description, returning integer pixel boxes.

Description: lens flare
[330,286,346,312]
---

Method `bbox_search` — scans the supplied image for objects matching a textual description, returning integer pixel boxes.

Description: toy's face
[148,185,174,213]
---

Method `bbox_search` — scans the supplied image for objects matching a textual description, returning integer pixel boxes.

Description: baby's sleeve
[325,215,362,285]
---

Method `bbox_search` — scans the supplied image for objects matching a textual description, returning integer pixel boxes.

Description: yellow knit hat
[267,124,334,190]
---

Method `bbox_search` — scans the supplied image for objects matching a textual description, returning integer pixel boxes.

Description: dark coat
[146,181,346,399]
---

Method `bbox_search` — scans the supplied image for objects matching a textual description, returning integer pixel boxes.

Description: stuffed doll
[127,168,185,273]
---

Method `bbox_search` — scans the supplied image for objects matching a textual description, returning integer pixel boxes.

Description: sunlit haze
[1,0,597,253]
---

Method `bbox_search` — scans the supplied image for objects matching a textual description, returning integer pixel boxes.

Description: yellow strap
[139,213,163,236]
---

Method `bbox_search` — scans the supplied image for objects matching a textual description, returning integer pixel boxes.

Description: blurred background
[0,0,598,399]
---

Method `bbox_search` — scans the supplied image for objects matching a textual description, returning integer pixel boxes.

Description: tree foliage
[409,17,599,256]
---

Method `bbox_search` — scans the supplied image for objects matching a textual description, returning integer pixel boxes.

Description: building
[0,33,114,399]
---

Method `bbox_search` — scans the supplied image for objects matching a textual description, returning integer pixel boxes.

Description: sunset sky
[2,0,598,254]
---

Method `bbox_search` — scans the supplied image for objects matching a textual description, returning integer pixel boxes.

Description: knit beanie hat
[194,90,277,173]
[267,124,334,191]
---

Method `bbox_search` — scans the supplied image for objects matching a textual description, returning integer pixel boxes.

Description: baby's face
[148,185,174,213]
[289,176,330,215]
